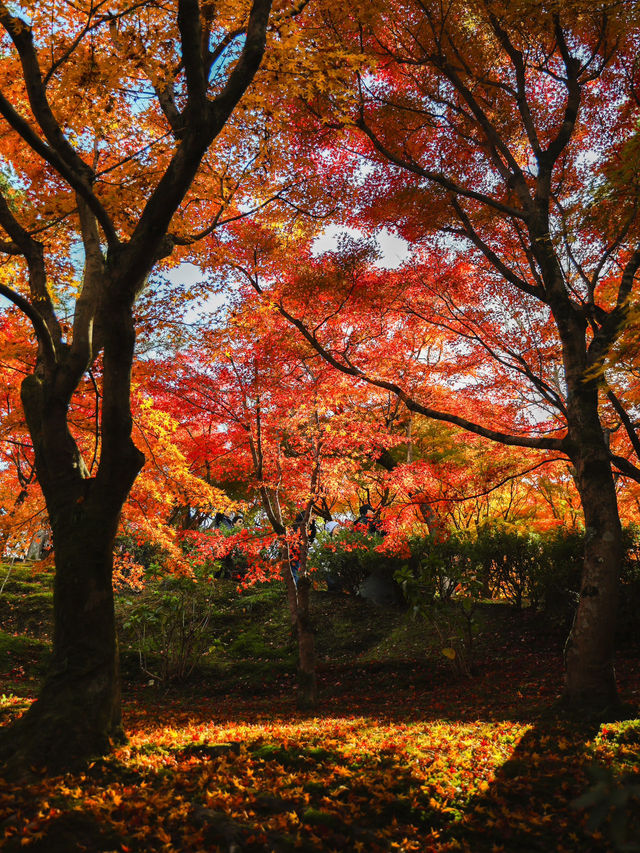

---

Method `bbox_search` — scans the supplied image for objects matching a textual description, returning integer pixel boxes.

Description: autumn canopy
[0,0,639,775]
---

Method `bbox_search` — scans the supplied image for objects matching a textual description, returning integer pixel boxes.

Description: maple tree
[0,0,279,771]
[0,0,637,784]
[236,0,640,712]
[0,316,216,577]
[147,296,408,705]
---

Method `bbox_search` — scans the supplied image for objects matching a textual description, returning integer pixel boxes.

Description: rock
[358,570,404,607]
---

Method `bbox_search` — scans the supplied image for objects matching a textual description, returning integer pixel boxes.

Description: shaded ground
[1,563,639,851]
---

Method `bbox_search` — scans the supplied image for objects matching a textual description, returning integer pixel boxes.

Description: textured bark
[0,350,144,775]
[280,535,318,709]
[0,0,273,774]
[283,557,299,633]
[0,515,125,772]
[562,389,622,711]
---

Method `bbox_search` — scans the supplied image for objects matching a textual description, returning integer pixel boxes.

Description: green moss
[0,563,54,640]
[228,628,287,660]
[598,719,640,745]
[0,630,49,659]
[0,630,50,693]
[301,808,343,828]
[0,562,54,589]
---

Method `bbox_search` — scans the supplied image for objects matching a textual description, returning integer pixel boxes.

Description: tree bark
[562,392,622,711]
[0,508,126,771]
[0,303,144,774]
[295,574,317,708]
[280,534,318,709]
[282,551,299,633]
[0,0,274,776]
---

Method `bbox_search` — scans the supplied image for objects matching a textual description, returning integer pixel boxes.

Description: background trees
[235,0,640,711]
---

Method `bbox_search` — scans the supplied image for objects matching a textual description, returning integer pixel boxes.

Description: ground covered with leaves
[1,569,639,852]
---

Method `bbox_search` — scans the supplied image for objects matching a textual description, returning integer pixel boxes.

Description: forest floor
[0,562,639,852]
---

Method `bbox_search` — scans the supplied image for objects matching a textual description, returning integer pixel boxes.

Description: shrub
[472,527,542,609]
[180,528,249,580]
[530,528,583,615]
[405,531,476,603]
[395,558,481,678]
[114,533,167,571]
[572,763,640,852]
[118,572,215,682]
[309,528,395,595]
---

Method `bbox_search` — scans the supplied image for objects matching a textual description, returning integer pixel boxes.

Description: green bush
[117,572,215,682]
[309,528,396,595]
[472,526,584,612]
[395,535,482,677]
[404,531,475,603]
[529,528,584,614]
[473,527,541,609]
[310,522,640,649]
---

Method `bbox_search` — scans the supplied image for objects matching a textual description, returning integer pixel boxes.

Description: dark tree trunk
[1,508,125,771]
[532,225,625,713]
[283,557,299,633]
[0,0,273,778]
[562,392,622,712]
[0,307,144,775]
[295,574,318,708]
[281,537,318,709]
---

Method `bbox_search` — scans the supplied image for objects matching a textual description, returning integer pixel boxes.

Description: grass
[1,561,639,851]
[0,562,53,641]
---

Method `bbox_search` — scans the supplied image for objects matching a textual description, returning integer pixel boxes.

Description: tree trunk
[281,537,318,708]
[0,311,144,775]
[295,574,318,708]
[0,503,125,772]
[563,443,621,712]
[561,379,622,713]
[283,556,299,633]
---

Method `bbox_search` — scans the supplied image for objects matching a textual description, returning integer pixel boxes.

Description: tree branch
[450,197,546,301]
[0,189,62,358]
[589,246,640,361]
[0,90,118,248]
[610,453,640,483]
[356,116,527,221]
[0,282,57,364]
[120,0,273,296]
[178,0,208,109]
[246,274,567,453]
[0,4,119,248]
[607,389,640,463]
